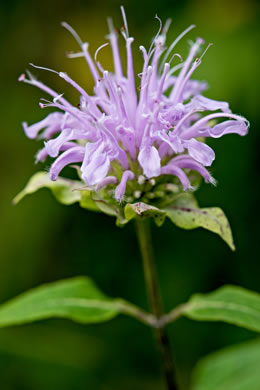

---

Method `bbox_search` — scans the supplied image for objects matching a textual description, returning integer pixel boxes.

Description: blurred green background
[0,0,259,389]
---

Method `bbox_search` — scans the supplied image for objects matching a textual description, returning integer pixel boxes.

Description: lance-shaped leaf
[0,277,155,327]
[191,339,260,390]
[166,285,260,333]
[164,193,235,250]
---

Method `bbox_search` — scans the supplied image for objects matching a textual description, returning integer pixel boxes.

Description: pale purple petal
[158,133,184,154]
[161,164,191,190]
[22,112,63,139]
[184,138,215,166]
[81,154,110,185]
[204,120,249,138]
[45,128,86,157]
[36,142,76,162]
[181,80,208,101]
[49,146,84,180]
[186,95,231,113]
[138,146,161,178]
[36,147,49,163]
[96,176,118,191]
[171,155,216,184]
[158,142,172,158]
[114,170,135,201]
[81,141,104,172]
[45,129,74,157]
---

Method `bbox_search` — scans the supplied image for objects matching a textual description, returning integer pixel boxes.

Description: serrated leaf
[165,193,234,250]
[124,202,166,227]
[13,171,82,206]
[0,277,155,328]
[191,339,260,390]
[182,285,260,333]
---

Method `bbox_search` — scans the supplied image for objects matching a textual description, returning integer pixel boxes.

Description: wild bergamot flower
[12,11,252,390]
[19,8,248,207]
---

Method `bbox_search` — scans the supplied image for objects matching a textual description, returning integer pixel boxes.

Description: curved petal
[171,155,216,185]
[138,146,161,178]
[158,133,184,154]
[45,128,87,157]
[49,146,84,180]
[81,154,110,185]
[81,140,104,172]
[23,112,63,139]
[161,164,191,190]
[114,170,135,201]
[96,176,118,191]
[208,120,249,138]
[45,129,74,157]
[184,138,215,166]
[186,95,231,113]
[36,142,76,162]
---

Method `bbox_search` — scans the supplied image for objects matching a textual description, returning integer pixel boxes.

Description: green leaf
[181,285,260,333]
[0,277,155,328]
[13,171,82,206]
[165,193,235,250]
[191,339,260,390]
[79,190,100,211]
[124,202,166,227]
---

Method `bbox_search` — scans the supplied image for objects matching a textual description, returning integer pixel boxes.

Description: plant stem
[135,218,178,390]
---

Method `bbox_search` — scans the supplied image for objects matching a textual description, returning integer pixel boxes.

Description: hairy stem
[135,218,178,390]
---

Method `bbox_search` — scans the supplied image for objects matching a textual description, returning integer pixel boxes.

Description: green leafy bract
[79,190,100,211]
[14,173,235,249]
[191,339,260,390]
[164,193,234,250]
[122,193,234,250]
[14,172,82,206]
[181,285,260,333]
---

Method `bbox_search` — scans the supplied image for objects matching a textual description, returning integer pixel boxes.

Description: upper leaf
[191,339,260,390]
[0,277,119,326]
[181,285,260,333]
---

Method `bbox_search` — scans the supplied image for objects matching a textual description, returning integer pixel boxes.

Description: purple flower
[20,7,248,203]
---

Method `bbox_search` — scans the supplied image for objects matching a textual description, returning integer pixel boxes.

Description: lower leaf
[191,338,260,390]
[0,277,155,328]
[165,285,260,333]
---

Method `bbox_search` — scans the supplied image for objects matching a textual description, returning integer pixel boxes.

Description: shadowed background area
[0,0,259,389]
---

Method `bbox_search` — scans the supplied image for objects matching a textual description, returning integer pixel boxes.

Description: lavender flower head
[19,7,248,206]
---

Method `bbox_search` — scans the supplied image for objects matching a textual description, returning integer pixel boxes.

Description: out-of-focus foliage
[191,339,260,390]
[0,0,259,389]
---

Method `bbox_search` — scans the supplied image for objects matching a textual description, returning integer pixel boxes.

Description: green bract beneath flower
[14,172,235,250]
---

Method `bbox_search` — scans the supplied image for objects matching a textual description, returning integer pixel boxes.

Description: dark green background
[0,0,259,389]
